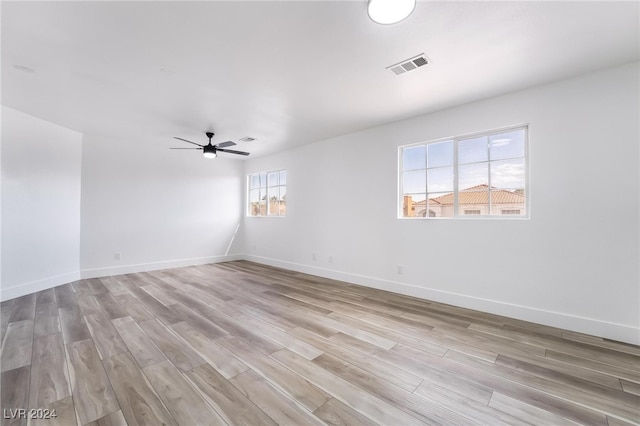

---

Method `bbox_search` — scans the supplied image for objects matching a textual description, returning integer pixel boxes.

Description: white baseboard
[0,271,81,301]
[244,254,640,346]
[80,254,243,279]
[0,254,242,301]
[3,253,637,345]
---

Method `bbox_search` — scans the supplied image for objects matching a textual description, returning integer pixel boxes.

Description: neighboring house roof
[414,185,525,206]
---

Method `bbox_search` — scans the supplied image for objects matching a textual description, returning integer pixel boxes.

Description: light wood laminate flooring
[1,261,638,425]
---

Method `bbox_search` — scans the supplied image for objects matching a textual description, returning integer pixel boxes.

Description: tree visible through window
[400,127,527,218]
[248,170,287,216]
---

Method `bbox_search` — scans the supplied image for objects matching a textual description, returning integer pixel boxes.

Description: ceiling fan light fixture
[203,145,217,158]
[171,132,249,157]
[367,0,416,25]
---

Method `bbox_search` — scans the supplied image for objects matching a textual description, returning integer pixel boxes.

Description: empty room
[1,1,639,425]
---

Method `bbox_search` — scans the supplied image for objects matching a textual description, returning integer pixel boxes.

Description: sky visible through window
[401,127,527,217]
[248,170,287,216]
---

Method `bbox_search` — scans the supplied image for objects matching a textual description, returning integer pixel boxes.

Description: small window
[399,126,527,218]
[248,169,286,216]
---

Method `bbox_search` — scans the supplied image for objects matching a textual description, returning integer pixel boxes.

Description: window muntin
[248,169,286,216]
[400,127,527,218]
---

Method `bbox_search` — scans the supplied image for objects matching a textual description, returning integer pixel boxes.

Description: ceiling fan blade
[217,148,250,156]
[169,147,202,149]
[173,137,204,147]
[216,141,236,148]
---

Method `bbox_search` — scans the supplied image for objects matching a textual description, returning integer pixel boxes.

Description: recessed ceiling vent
[239,137,256,142]
[387,53,429,75]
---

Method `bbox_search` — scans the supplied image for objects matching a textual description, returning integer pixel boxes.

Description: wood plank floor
[1,260,638,425]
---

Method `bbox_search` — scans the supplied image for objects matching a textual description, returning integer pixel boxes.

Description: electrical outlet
[114,252,121,261]
[328,255,333,264]
[312,253,317,261]
[397,264,403,274]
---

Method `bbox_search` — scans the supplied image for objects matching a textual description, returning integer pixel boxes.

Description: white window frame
[247,169,287,217]
[398,125,529,219]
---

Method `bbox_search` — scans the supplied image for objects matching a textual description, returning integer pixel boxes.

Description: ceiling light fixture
[367,0,416,25]
[203,145,217,158]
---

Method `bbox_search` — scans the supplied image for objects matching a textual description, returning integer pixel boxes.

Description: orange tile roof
[415,185,525,206]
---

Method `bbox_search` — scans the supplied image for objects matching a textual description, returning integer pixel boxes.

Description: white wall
[244,62,640,344]
[2,64,637,344]
[1,106,82,300]
[1,109,246,296]
[80,133,245,277]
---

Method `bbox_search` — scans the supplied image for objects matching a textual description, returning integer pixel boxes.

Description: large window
[248,170,287,216]
[400,126,527,218]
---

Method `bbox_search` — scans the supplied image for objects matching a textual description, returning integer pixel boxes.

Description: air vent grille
[239,137,256,142]
[401,62,417,71]
[413,56,427,67]
[387,53,429,76]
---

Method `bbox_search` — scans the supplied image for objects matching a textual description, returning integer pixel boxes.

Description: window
[399,126,527,218]
[248,170,286,216]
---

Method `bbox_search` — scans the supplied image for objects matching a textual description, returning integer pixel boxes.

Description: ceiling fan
[171,132,250,158]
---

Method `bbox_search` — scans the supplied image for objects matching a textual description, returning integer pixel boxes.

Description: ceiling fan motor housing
[203,144,217,158]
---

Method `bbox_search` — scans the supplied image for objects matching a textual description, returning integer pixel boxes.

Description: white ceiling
[2,1,638,158]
